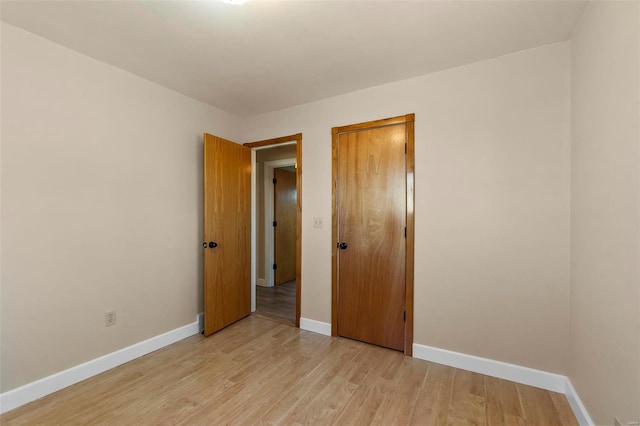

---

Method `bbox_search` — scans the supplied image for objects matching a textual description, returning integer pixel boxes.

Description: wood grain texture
[337,125,407,351]
[332,114,414,354]
[274,168,297,284]
[332,113,415,135]
[244,133,301,148]
[332,132,339,336]
[203,133,251,335]
[405,117,415,355]
[246,133,302,327]
[0,316,578,426]
[255,279,296,325]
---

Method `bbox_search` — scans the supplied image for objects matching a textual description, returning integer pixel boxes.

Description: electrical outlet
[105,310,116,327]
[313,217,323,228]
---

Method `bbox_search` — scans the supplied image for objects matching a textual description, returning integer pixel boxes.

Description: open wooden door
[274,168,297,285]
[203,133,251,336]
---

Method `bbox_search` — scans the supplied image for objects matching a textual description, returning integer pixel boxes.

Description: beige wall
[570,2,640,425]
[243,42,572,374]
[255,144,297,281]
[7,10,637,421]
[0,23,242,391]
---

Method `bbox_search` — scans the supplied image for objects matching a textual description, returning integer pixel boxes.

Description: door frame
[264,158,297,287]
[331,114,415,355]
[245,134,302,328]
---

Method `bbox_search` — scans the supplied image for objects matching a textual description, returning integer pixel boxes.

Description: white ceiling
[1,0,588,116]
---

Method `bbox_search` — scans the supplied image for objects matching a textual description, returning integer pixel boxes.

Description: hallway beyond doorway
[255,280,296,326]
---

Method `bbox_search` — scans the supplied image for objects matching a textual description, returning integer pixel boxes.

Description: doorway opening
[245,134,302,327]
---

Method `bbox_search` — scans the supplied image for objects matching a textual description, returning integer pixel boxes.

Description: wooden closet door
[336,124,407,351]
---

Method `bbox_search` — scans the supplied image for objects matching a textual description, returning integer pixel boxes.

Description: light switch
[313,217,323,228]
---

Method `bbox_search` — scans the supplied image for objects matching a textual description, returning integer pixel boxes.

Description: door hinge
[273,178,277,184]
[273,264,277,270]
[405,143,407,154]
[273,221,277,227]
[403,311,406,322]
[404,227,407,238]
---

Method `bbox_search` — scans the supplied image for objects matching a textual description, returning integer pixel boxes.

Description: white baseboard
[564,378,595,426]
[299,317,331,336]
[0,314,202,414]
[413,343,593,425]
[412,343,566,392]
[257,278,267,287]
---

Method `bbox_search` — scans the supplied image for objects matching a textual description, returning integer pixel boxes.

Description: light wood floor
[255,280,296,325]
[1,316,577,425]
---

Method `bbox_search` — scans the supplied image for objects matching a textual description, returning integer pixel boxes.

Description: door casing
[245,134,302,327]
[331,114,415,355]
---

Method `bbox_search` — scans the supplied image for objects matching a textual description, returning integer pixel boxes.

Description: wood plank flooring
[1,316,578,425]
[255,280,296,325]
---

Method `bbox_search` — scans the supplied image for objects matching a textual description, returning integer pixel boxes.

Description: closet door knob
[209,242,218,248]
[338,242,348,250]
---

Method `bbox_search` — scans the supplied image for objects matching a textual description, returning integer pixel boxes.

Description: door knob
[209,242,218,248]
[338,242,348,250]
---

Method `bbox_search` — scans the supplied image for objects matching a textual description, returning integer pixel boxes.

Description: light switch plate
[313,217,323,228]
